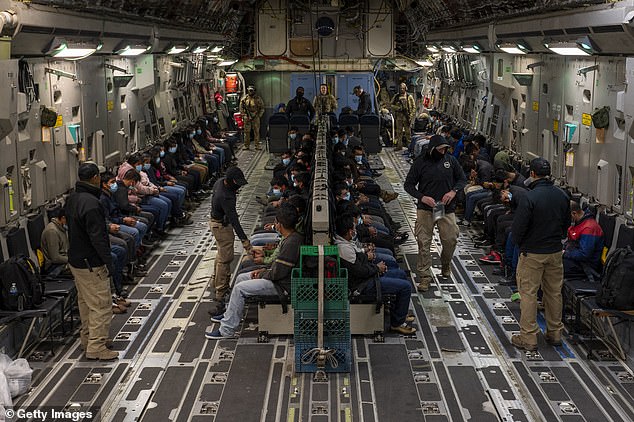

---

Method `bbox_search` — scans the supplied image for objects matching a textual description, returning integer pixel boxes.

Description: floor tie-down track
[15,148,634,421]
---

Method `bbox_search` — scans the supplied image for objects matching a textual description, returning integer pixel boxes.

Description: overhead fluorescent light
[211,46,224,53]
[415,60,433,67]
[44,38,102,60]
[217,59,238,67]
[544,36,599,56]
[114,41,152,56]
[441,45,457,53]
[497,41,530,55]
[166,44,189,54]
[426,45,440,53]
[192,45,209,54]
[461,43,482,54]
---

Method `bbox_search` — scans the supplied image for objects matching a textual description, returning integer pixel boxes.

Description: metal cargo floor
[16,148,634,421]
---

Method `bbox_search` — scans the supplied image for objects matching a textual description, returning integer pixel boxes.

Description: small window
[565,104,574,121]
[497,59,504,78]
[542,83,548,94]
[583,89,591,103]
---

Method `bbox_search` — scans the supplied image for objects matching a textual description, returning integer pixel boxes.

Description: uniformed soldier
[313,83,338,117]
[391,82,416,151]
[209,166,252,306]
[239,85,264,150]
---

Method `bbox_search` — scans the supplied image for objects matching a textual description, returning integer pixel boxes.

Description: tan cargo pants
[69,264,112,355]
[243,117,261,148]
[394,115,411,149]
[414,210,459,284]
[516,252,564,345]
[210,220,236,300]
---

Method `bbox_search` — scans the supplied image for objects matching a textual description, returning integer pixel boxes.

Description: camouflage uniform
[313,94,338,117]
[391,92,416,150]
[240,93,264,149]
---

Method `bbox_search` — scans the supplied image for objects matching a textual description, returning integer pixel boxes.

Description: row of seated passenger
[204,125,414,339]
[268,112,382,154]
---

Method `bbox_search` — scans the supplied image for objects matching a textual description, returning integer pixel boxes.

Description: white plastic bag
[4,359,32,398]
[0,371,12,409]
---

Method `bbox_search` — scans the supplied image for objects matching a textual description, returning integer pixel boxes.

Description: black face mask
[431,148,445,161]
[297,91,304,98]
[226,179,240,191]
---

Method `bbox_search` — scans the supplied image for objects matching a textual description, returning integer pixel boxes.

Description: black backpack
[0,256,45,311]
[596,247,634,310]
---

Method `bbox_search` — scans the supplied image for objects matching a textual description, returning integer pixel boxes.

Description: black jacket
[476,159,494,184]
[404,151,467,213]
[335,235,379,291]
[286,96,315,120]
[511,178,570,254]
[65,182,113,273]
[356,91,372,115]
[210,178,248,241]
[113,181,137,215]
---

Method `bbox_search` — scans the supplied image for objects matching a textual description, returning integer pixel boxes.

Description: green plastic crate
[298,245,340,276]
[291,268,349,311]
[293,310,350,340]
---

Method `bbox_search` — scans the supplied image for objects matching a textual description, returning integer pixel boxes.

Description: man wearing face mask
[239,85,264,150]
[511,158,570,351]
[65,163,118,361]
[390,83,416,151]
[286,86,315,120]
[404,135,467,292]
[209,166,252,311]
[313,83,337,117]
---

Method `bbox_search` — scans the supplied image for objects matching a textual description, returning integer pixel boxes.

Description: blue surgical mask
[343,192,351,201]
[143,163,151,171]
[213,116,219,123]
[109,182,118,193]
[507,192,513,202]
[340,151,346,156]
[355,155,363,163]
[272,188,281,196]
[135,164,143,172]
[63,224,68,230]
[169,146,177,153]
[333,136,339,144]
[282,158,291,166]
[289,133,297,140]
[160,151,165,158]
[291,174,295,182]
[189,133,195,139]
[346,180,352,187]
[343,139,349,146]
[357,216,363,226]
[352,230,358,242]
[155,157,161,164]
[196,129,202,135]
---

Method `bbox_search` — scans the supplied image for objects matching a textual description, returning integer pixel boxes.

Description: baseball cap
[530,157,551,177]
[226,166,248,186]
[78,163,100,181]
[428,134,450,150]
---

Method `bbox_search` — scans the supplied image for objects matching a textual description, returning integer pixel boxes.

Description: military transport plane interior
[0,0,633,420]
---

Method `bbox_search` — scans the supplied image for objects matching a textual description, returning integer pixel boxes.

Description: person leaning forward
[404,135,467,292]
[511,157,570,351]
[209,166,252,308]
[65,163,118,361]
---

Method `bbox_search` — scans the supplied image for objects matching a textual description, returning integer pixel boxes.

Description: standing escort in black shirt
[353,85,372,116]
[286,87,315,121]
[404,135,467,292]
[209,166,252,311]
[65,163,118,361]
[511,158,570,351]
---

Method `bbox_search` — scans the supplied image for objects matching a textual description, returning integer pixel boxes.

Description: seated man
[334,214,416,335]
[41,208,70,277]
[206,203,303,339]
[563,201,604,279]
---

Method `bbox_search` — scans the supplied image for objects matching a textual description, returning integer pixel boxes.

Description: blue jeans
[219,272,279,335]
[383,268,408,279]
[505,233,520,276]
[110,244,127,295]
[164,185,186,207]
[375,247,393,257]
[143,196,169,230]
[375,253,398,268]
[212,147,225,165]
[119,224,141,247]
[361,276,412,326]
[465,190,491,222]
[250,233,280,246]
